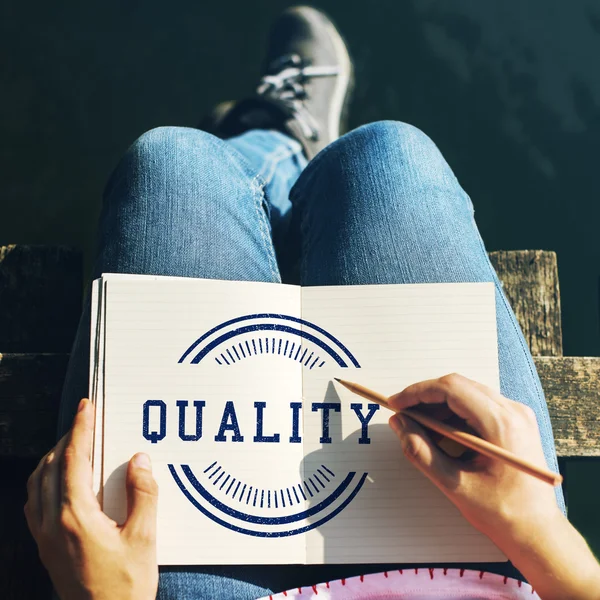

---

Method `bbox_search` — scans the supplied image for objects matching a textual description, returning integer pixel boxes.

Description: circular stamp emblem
[142,313,376,538]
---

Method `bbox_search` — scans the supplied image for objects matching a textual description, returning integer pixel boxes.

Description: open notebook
[89,274,505,565]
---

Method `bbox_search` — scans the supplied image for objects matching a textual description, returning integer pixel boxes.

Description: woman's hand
[24,398,159,600]
[388,373,600,600]
[387,373,561,547]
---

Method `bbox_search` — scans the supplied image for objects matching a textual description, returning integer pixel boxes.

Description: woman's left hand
[24,398,159,600]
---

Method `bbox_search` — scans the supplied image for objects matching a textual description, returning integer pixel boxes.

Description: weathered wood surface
[489,250,563,357]
[0,245,82,352]
[534,356,600,457]
[0,353,69,457]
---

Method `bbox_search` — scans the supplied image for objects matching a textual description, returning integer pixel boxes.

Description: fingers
[25,398,96,539]
[25,449,47,537]
[389,413,458,490]
[122,453,158,546]
[40,435,69,526]
[25,434,68,537]
[456,376,508,407]
[388,373,505,438]
[61,399,96,508]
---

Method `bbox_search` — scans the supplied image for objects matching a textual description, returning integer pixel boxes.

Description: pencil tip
[333,377,341,383]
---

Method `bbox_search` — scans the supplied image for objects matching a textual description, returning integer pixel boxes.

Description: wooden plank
[535,356,600,457]
[489,250,563,357]
[0,353,68,457]
[1,353,598,458]
[0,245,82,353]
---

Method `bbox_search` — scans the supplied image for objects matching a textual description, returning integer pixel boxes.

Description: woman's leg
[58,125,304,600]
[286,120,565,585]
[59,126,305,432]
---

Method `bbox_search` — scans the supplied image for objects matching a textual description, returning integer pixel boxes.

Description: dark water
[2,0,600,552]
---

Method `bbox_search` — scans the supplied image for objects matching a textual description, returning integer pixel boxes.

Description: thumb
[122,453,158,545]
[389,414,458,490]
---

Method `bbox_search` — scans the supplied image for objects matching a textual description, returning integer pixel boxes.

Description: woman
[24,6,600,599]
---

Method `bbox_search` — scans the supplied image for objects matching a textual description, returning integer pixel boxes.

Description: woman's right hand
[386,373,562,548]
[387,373,600,600]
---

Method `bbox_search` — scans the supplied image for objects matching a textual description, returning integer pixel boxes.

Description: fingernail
[78,398,87,413]
[133,453,151,470]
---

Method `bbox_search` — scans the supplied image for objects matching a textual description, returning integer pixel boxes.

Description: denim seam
[289,140,339,209]
[249,173,281,283]
[257,146,302,187]
[251,141,303,282]
[151,129,282,283]
[297,185,312,284]
[289,146,333,282]
[201,132,269,183]
[263,148,298,183]
[187,132,280,282]
[184,131,281,283]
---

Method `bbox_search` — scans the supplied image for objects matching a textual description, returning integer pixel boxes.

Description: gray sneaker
[200,6,353,160]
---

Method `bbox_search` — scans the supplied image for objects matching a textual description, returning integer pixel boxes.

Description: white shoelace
[256,54,340,140]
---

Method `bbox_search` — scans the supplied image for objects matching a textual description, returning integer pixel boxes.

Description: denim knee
[129,126,220,160]
[343,120,440,159]
[96,124,280,282]
[329,120,450,178]
[103,126,255,208]
[294,120,470,216]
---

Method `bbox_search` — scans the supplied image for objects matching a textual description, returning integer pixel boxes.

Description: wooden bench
[0,245,598,598]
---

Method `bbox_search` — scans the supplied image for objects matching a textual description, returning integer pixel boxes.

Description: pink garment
[259,568,540,599]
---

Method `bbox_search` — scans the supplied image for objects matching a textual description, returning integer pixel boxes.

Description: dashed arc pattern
[203,461,336,508]
[213,336,326,368]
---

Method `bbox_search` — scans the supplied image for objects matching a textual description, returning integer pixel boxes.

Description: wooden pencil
[334,377,563,487]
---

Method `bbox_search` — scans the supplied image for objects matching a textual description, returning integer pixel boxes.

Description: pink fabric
[259,569,540,599]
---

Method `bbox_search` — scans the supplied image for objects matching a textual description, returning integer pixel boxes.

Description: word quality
[142,400,380,445]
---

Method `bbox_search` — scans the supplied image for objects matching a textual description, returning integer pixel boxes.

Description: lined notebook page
[301,283,505,563]
[100,276,304,565]
[94,276,505,565]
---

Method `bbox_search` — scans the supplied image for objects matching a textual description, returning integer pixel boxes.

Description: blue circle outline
[169,464,368,538]
[181,465,355,524]
[178,313,360,367]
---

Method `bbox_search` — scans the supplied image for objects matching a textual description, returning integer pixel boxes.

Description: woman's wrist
[495,510,600,600]
[491,504,565,553]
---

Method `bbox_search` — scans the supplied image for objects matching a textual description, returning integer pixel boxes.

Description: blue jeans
[59,121,565,599]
